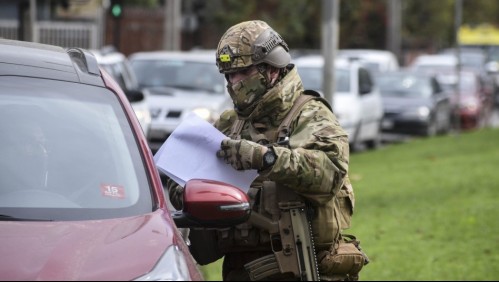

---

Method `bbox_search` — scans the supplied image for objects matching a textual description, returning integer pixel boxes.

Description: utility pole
[454,0,462,135]
[387,0,401,65]
[29,0,37,42]
[164,0,181,51]
[322,0,340,107]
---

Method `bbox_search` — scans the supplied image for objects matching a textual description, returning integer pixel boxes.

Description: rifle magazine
[244,253,281,281]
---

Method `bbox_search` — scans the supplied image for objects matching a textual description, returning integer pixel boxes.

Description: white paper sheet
[153,114,258,193]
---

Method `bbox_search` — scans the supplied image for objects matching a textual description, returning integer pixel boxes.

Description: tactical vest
[216,90,354,255]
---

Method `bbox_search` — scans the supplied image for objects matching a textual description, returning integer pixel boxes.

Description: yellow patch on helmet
[219,54,231,62]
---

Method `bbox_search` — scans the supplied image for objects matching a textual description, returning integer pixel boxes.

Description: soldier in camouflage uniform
[167,20,358,281]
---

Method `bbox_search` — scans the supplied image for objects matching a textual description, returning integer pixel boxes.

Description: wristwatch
[262,146,277,169]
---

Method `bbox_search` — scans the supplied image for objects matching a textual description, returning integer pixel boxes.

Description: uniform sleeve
[166,177,184,211]
[213,109,237,134]
[259,99,350,205]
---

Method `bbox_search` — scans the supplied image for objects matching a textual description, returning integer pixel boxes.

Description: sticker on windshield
[100,184,126,199]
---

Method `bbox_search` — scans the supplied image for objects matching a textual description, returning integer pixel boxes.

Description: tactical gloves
[217,139,266,171]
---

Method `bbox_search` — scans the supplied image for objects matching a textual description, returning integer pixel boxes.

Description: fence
[0,19,100,49]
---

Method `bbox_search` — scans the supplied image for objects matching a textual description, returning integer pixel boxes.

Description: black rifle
[245,201,320,281]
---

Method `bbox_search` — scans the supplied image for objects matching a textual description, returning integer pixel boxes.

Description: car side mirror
[172,179,251,228]
[124,89,145,102]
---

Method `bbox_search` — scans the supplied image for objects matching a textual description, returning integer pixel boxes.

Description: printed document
[154,113,258,193]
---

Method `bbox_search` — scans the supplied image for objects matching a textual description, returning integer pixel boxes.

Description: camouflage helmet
[216,20,291,74]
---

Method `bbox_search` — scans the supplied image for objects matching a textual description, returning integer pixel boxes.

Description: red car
[0,39,250,281]
[436,70,493,131]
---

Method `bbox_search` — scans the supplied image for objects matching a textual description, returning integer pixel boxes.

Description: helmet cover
[216,20,290,74]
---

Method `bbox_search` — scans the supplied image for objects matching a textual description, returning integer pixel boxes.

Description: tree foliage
[124,0,499,53]
[198,0,499,52]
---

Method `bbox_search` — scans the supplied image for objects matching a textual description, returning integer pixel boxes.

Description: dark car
[377,70,452,137]
[0,39,250,281]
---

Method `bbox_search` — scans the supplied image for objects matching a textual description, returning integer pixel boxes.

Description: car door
[357,66,383,141]
[431,77,452,132]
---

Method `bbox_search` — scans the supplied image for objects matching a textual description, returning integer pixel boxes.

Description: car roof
[411,54,457,66]
[338,49,396,58]
[338,49,399,64]
[129,50,216,63]
[0,38,103,87]
[293,54,354,69]
[90,49,126,65]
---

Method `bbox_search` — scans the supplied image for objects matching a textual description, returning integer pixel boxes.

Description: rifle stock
[245,202,320,281]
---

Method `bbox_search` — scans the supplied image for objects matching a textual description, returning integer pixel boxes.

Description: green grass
[199,128,499,281]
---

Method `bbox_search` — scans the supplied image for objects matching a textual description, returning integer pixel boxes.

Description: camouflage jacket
[168,64,354,252]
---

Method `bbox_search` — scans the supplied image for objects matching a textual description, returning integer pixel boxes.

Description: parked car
[439,47,496,101]
[376,70,452,137]
[337,49,400,74]
[293,55,384,150]
[436,70,493,131]
[409,53,457,73]
[90,47,152,138]
[0,38,251,280]
[129,50,232,153]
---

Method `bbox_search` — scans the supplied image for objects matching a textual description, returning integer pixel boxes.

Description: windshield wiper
[0,214,53,221]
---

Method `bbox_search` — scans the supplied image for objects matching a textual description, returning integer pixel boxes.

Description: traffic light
[110,0,123,19]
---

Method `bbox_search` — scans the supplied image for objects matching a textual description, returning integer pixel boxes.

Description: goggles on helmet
[252,30,289,61]
[216,29,289,74]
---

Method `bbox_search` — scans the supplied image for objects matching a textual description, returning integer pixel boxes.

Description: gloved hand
[216,139,265,171]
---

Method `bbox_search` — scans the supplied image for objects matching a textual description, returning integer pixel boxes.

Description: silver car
[129,50,231,153]
[90,48,152,138]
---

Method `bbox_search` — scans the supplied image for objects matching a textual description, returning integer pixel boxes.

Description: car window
[0,77,153,221]
[358,68,374,95]
[131,59,225,94]
[377,74,432,98]
[99,60,140,91]
[437,73,478,95]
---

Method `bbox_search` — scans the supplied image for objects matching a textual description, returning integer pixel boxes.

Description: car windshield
[131,59,225,94]
[377,74,432,98]
[296,67,350,93]
[0,77,153,221]
[100,61,139,91]
[437,74,477,95]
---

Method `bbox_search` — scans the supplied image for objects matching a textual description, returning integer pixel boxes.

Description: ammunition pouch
[317,234,369,281]
[188,228,224,265]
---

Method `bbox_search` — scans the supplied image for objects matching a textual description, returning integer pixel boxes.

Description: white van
[293,55,384,150]
[338,49,400,74]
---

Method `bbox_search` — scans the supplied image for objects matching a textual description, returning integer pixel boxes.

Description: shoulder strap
[303,89,333,112]
[275,90,333,143]
[229,90,333,143]
[229,119,245,140]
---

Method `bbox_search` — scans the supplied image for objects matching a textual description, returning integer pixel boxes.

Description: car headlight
[400,106,430,119]
[134,245,192,281]
[191,107,217,123]
[150,107,162,119]
[134,108,152,125]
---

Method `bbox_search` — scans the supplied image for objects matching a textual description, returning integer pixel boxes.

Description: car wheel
[438,114,452,135]
[424,120,437,137]
[365,124,382,150]
[349,123,362,153]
